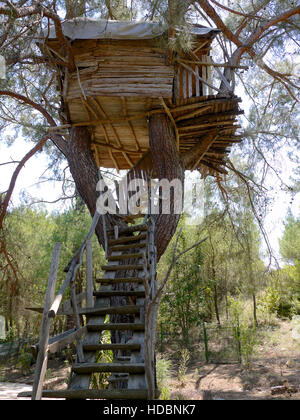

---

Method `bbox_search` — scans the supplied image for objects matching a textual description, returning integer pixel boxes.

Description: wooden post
[86,239,93,308]
[32,243,61,400]
[236,321,242,364]
[203,321,209,363]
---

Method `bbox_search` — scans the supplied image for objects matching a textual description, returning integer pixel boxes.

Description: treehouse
[45,18,243,176]
[20,19,245,401]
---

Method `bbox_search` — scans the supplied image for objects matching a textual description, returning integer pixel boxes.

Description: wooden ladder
[20,218,157,400]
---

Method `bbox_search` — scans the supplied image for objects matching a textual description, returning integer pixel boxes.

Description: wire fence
[158,322,242,364]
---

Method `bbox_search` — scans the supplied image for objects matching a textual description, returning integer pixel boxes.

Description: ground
[0,320,299,400]
[169,320,300,400]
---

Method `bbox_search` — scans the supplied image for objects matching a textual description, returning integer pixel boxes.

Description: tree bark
[66,126,127,246]
[149,113,185,259]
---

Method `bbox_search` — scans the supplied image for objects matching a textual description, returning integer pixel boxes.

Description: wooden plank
[96,277,144,284]
[62,305,142,316]
[18,389,152,400]
[108,253,144,261]
[82,343,141,351]
[110,242,147,252]
[32,243,61,400]
[86,323,145,332]
[195,65,200,97]
[93,291,145,298]
[101,264,144,271]
[72,363,145,374]
[160,98,180,151]
[107,223,148,235]
[108,233,147,246]
[48,327,87,354]
[175,105,212,122]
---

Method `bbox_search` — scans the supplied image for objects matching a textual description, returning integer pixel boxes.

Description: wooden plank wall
[65,42,174,100]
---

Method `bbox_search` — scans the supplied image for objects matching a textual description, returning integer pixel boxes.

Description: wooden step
[107,375,128,383]
[101,264,144,271]
[108,224,148,235]
[78,305,142,316]
[82,343,141,351]
[108,233,147,246]
[122,213,145,223]
[93,290,145,298]
[72,362,145,374]
[110,243,146,252]
[96,277,143,284]
[108,253,144,261]
[18,389,151,400]
[87,323,145,332]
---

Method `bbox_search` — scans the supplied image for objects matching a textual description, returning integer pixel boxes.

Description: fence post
[203,321,209,363]
[32,243,61,400]
[236,321,242,364]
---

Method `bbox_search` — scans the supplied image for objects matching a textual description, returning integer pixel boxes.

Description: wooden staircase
[19,217,157,400]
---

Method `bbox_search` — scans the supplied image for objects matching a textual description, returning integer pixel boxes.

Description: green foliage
[156,354,172,400]
[158,219,208,347]
[177,348,190,383]
[228,297,258,368]
[0,204,105,340]
[15,343,32,375]
[260,285,280,314]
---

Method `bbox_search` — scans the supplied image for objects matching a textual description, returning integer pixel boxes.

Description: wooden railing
[31,211,103,400]
[175,56,248,99]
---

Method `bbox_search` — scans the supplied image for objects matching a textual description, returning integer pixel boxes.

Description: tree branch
[0,134,49,229]
[0,89,67,152]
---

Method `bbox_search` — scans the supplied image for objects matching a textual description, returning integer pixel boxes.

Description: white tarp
[46,18,219,41]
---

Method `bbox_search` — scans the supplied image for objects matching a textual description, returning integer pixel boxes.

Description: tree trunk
[149,113,184,259]
[213,284,220,326]
[66,123,184,261]
[252,293,258,327]
[66,126,127,245]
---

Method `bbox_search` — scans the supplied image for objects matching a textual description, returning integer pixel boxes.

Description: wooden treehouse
[20,19,243,400]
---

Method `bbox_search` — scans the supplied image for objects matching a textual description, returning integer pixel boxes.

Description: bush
[156,355,172,400]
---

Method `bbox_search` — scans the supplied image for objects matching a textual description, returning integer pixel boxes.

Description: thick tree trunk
[149,113,185,259]
[66,123,184,261]
[66,126,127,246]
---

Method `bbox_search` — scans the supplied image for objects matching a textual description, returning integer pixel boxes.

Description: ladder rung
[108,233,147,246]
[82,343,141,351]
[96,277,143,284]
[110,243,146,252]
[86,323,145,332]
[108,253,144,261]
[107,375,128,383]
[77,305,142,316]
[107,224,148,235]
[101,264,144,271]
[72,362,145,374]
[93,290,145,297]
[18,389,152,400]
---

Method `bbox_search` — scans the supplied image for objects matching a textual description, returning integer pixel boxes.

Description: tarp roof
[46,18,220,41]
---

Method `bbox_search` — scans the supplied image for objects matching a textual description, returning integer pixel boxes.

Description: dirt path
[0,382,31,400]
